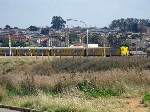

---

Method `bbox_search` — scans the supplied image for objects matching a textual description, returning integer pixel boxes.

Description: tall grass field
[0,56,150,112]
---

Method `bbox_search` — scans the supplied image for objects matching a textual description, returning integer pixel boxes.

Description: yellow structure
[51,47,85,56]
[120,46,129,56]
[0,46,129,56]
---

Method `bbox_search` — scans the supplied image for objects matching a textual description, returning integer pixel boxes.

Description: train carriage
[35,47,51,56]
[86,47,112,56]
[85,47,121,56]
[0,47,16,56]
[50,47,85,56]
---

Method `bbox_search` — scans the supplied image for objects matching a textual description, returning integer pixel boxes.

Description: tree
[109,18,150,33]
[107,34,118,46]
[121,40,131,47]
[1,37,26,47]
[29,26,38,31]
[83,33,103,46]
[69,32,79,44]
[41,28,49,35]
[14,27,19,29]
[51,16,66,30]
[131,23,140,33]
[4,25,12,30]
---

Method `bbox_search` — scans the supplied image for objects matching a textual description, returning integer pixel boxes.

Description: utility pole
[67,19,89,74]
[103,34,106,57]
[67,27,70,47]
[9,35,11,56]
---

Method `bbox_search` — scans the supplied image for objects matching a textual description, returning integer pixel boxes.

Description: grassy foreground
[0,56,150,111]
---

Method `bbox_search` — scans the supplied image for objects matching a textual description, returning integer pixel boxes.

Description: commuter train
[0,46,129,56]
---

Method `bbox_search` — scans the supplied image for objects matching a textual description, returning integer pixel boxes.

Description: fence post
[48,51,50,59]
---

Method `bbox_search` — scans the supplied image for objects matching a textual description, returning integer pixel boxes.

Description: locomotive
[0,46,129,56]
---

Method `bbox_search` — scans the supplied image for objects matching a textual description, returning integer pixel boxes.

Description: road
[0,108,18,112]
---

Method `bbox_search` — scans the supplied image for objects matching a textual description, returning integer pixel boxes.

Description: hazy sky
[0,0,150,29]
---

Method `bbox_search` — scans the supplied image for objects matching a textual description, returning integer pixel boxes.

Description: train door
[11,48,17,56]
[16,49,21,56]
[43,49,49,56]
[37,49,42,56]
[33,49,38,56]
[22,49,28,56]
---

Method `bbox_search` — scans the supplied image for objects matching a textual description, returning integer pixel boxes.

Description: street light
[67,25,70,47]
[67,19,89,74]
[136,39,140,66]
[8,35,11,56]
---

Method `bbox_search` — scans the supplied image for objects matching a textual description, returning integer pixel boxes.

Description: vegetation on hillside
[109,18,150,32]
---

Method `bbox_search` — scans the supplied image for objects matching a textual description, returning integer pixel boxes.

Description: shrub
[0,86,7,102]
[77,80,125,98]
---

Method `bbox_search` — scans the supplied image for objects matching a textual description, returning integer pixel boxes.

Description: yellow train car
[0,47,7,55]
[86,47,112,56]
[15,47,51,56]
[86,47,122,56]
[50,47,85,56]
[0,47,16,56]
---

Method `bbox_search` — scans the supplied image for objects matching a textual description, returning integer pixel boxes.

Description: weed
[20,101,33,108]
[77,80,125,98]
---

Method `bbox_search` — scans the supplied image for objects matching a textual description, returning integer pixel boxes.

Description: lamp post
[136,39,140,66]
[67,19,89,74]
[8,35,11,56]
[103,34,106,57]
[67,25,70,47]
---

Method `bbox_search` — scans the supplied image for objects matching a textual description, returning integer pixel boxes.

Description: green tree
[131,23,140,33]
[29,26,38,31]
[15,40,27,47]
[51,16,66,30]
[14,27,19,29]
[83,33,103,46]
[121,40,131,47]
[1,37,16,47]
[109,18,150,33]
[41,28,49,35]
[107,34,118,46]
[1,37,26,47]
[4,25,12,30]
[69,32,79,44]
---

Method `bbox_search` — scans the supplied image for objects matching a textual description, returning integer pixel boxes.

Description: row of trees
[83,33,131,47]
[109,18,150,33]
[1,37,26,47]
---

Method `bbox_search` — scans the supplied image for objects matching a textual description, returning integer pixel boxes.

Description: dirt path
[120,97,149,112]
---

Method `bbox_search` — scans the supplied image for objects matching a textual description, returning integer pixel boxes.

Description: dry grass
[0,56,150,111]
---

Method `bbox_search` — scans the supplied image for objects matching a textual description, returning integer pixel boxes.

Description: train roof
[0,46,112,50]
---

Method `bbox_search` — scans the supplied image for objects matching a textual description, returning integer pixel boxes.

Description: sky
[0,0,150,29]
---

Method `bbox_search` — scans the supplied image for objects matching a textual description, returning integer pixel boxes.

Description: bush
[77,80,125,98]
[0,86,7,102]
